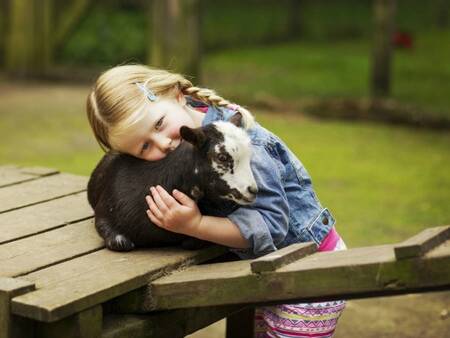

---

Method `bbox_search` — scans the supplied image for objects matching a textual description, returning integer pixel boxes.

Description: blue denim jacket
[198,102,335,259]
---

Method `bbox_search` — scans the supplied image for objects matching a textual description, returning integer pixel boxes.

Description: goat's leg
[95,216,136,252]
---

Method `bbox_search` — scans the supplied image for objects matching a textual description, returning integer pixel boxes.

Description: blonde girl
[87,64,346,338]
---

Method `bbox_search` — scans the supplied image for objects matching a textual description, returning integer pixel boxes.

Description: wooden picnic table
[1,165,450,338]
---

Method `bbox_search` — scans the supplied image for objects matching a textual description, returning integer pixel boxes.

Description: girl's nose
[152,134,173,152]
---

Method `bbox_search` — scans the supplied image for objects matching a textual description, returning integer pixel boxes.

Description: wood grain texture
[148,241,450,310]
[11,245,226,322]
[0,165,58,188]
[394,225,450,259]
[0,192,93,245]
[0,219,103,278]
[0,173,87,213]
[251,242,316,273]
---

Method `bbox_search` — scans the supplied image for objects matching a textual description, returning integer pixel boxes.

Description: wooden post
[5,0,53,77]
[149,0,202,81]
[226,307,255,338]
[370,0,396,98]
[0,278,35,338]
[288,0,302,38]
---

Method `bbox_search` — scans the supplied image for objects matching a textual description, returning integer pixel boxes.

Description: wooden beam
[251,242,316,273]
[147,236,450,310]
[394,225,450,259]
[103,305,244,338]
[150,0,202,80]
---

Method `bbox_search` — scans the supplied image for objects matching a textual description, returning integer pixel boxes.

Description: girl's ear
[180,126,206,149]
[176,91,187,106]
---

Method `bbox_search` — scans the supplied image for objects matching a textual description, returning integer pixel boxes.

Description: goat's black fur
[87,123,241,251]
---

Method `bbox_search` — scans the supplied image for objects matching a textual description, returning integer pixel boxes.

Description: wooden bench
[1,165,449,338]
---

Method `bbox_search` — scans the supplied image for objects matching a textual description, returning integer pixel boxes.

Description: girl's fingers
[146,195,164,219]
[155,185,177,207]
[150,186,169,211]
[146,209,163,227]
[173,189,195,207]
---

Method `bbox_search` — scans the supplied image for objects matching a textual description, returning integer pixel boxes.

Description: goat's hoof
[106,234,135,251]
[181,237,208,250]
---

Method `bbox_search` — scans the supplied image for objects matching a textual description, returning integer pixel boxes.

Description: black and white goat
[87,113,257,251]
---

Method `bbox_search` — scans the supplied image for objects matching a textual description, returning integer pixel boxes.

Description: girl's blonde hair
[87,64,254,152]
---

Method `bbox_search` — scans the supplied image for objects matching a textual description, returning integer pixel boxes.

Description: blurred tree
[150,0,201,81]
[288,0,302,38]
[371,0,396,98]
[5,0,53,77]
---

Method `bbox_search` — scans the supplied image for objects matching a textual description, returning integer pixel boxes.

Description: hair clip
[135,82,157,102]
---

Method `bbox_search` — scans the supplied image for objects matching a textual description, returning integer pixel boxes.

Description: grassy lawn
[203,29,450,120]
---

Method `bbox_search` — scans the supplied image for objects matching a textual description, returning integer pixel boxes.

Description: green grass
[203,30,450,118]
[0,83,448,248]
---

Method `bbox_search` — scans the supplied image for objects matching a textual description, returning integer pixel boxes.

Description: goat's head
[180,112,257,205]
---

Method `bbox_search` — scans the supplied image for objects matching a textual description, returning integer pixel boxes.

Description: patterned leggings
[254,232,347,338]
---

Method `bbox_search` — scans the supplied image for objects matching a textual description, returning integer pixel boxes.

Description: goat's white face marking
[211,122,257,204]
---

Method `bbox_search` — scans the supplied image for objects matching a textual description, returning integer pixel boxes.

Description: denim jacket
[196,101,335,259]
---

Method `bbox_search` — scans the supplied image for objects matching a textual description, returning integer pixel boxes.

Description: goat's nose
[247,185,258,195]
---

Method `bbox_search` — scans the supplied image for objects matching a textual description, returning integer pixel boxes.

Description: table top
[0,165,225,323]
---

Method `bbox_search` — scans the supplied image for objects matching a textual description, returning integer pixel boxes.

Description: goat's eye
[217,154,228,162]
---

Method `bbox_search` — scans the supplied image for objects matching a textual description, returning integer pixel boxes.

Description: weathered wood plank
[0,192,93,245]
[0,278,35,338]
[11,245,227,322]
[251,242,316,273]
[0,173,87,213]
[0,219,102,278]
[394,225,450,259]
[147,241,450,310]
[0,165,58,188]
[102,305,243,338]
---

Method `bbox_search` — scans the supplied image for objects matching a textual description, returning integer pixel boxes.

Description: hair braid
[181,83,255,129]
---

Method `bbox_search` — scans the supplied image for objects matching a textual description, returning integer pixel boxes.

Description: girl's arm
[145,185,250,249]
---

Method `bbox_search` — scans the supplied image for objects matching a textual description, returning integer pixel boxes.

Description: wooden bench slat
[11,245,226,322]
[0,165,58,188]
[0,219,103,278]
[0,173,87,213]
[146,241,450,311]
[251,242,316,273]
[394,225,450,259]
[0,192,93,244]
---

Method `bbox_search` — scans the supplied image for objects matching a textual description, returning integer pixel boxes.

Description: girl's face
[115,96,201,161]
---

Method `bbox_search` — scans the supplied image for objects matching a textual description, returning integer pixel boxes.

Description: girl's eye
[142,142,149,152]
[155,116,164,130]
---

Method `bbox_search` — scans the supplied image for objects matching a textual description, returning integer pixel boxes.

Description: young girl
[87,64,346,338]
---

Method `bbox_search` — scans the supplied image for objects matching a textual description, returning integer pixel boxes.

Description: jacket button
[322,216,329,225]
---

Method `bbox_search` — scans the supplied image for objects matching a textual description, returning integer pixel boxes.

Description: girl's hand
[145,185,202,236]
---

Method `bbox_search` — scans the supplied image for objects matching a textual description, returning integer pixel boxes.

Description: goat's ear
[228,112,243,127]
[180,126,206,148]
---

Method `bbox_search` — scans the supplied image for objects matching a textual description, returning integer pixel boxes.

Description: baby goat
[87,112,257,251]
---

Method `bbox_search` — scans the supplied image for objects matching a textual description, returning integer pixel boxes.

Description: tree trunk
[149,0,202,81]
[370,0,396,98]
